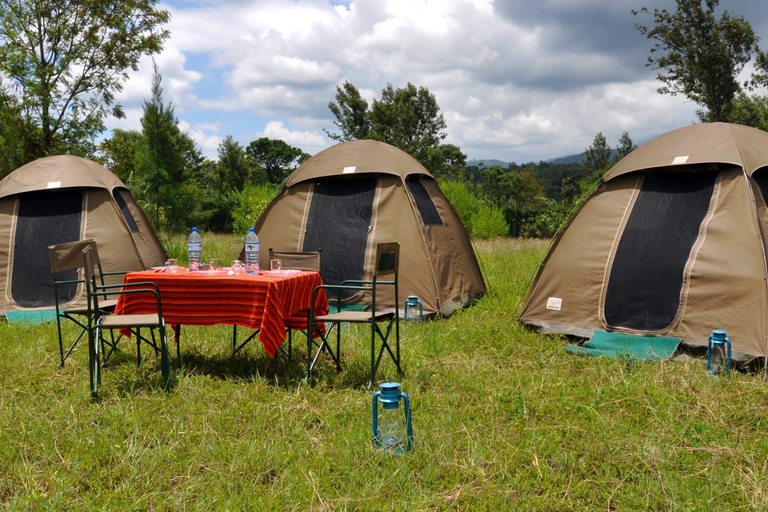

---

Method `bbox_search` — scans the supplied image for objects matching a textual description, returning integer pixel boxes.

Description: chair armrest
[311,283,393,315]
[102,270,131,277]
[92,281,164,317]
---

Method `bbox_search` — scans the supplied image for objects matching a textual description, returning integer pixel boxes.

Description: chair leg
[136,328,142,368]
[56,314,65,367]
[159,324,171,391]
[370,324,376,387]
[89,325,101,397]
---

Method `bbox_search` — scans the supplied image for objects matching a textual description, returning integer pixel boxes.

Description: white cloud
[105,0,768,164]
[258,120,327,154]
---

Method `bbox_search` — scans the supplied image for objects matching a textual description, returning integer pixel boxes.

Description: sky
[105,0,768,164]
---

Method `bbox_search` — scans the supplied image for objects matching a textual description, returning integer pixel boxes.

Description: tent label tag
[47,181,61,189]
[546,297,562,311]
[343,166,356,174]
[672,156,689,164]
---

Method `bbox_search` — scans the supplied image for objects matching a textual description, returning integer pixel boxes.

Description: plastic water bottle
[244,227,259,274]
[188,227,202,270]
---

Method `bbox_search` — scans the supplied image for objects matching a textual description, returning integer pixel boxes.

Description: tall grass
[2,238,768,510]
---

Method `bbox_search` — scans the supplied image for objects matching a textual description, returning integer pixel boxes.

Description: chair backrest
[373,242,399,278]
[81,246,100,313]
[48,239,100,274]
[268,248,322,272]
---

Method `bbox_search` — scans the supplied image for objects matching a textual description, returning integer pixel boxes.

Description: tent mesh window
[303,178,377,299]
[12,189,83,307]
[604,171,716,331]
[406,177,443,226]
[113,189,140,233]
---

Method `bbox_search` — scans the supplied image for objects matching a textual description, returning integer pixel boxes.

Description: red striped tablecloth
[114,269,328,357]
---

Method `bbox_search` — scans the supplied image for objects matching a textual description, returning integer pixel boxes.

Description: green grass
[3,238,768,510]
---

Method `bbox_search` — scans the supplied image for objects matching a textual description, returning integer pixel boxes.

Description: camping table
[113,268,328,358]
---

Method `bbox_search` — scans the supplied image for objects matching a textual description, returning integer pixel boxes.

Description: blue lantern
[372,381,413,454]
[404,295,423,322]
[707,329,732,376]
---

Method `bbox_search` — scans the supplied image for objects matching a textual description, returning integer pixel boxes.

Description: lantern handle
[372,391,381,447]
[401,391,413,452]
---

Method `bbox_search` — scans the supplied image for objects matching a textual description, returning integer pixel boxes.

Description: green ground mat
[5,309,58,325]
[565,330,681,361]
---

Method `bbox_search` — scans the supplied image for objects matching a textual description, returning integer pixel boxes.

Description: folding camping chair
[82,246,170,396]
[48,239,128,366]
[232,249,322,371]
[306,242,401,386]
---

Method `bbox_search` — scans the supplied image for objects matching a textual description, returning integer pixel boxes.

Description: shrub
[470,202,509,239]
[231,183,280,234]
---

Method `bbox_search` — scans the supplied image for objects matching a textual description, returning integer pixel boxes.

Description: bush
[439,179,479,228]
[440,179,509,239]
[470,203,509,239]
[231,183,280,234]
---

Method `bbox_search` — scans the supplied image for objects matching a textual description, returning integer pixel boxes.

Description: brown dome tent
[0,155,166,314]
[254,139,486,316]
[520,123,768,365]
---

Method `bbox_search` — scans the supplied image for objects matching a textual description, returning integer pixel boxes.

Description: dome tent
[0,155,166,314]
[520,123,768,365]
[254,139,486,316]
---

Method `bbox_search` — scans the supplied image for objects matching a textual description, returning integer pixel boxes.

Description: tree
[633,0,759,122]
[133,63,203,231]
[326,81,454,175]
[0,82,42,177]
[614,132,637,162]
[95,129,142,183]
[421,144,467,180]
[325,81,370,142]
[246,137,308,184]
[0,0,170,153]
[216,136,252,193]
[583,132,611,175]
[369,82,447,162]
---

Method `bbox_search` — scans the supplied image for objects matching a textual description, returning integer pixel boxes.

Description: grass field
[2,237,768,510]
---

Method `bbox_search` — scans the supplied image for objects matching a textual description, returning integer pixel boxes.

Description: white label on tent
[343,166,356,174]
[546,297,562,311]
[47,181,61,189]
[672,156,689,164]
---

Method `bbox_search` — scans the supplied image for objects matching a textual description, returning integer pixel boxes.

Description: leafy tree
[95,129,142,183]
[481,165,552,237]
[216,136,253,192]
[583,132,611,175]
[422,143,467,180]
[246,138,309,184]
[325,81,370,142]
[614,131,637,162]
[132,63,203,232]
[369,82,447,162]
[325,81,455,175]
[0,83,42,177]
[633,0,759,122]
[0,0,170,153]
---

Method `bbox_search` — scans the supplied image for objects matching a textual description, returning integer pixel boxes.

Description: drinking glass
[270,258,282,271]
[209,258,221,270]
[166,258,179,273]
[232,260,243,275]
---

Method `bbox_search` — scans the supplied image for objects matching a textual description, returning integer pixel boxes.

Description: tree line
[2,0,768,238]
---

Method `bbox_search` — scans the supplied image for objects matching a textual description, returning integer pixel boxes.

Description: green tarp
[566,330,681,361]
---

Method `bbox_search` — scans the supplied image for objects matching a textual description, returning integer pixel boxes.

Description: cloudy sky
[106,0,768,163]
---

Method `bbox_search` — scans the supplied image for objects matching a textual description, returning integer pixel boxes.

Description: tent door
[303,178,377,299]
[604,171,716,331]
[11,190,83,307]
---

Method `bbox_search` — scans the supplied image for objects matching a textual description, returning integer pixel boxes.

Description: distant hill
[469,136,652,168]
[547,153,585,165]
[467,159,510,168]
